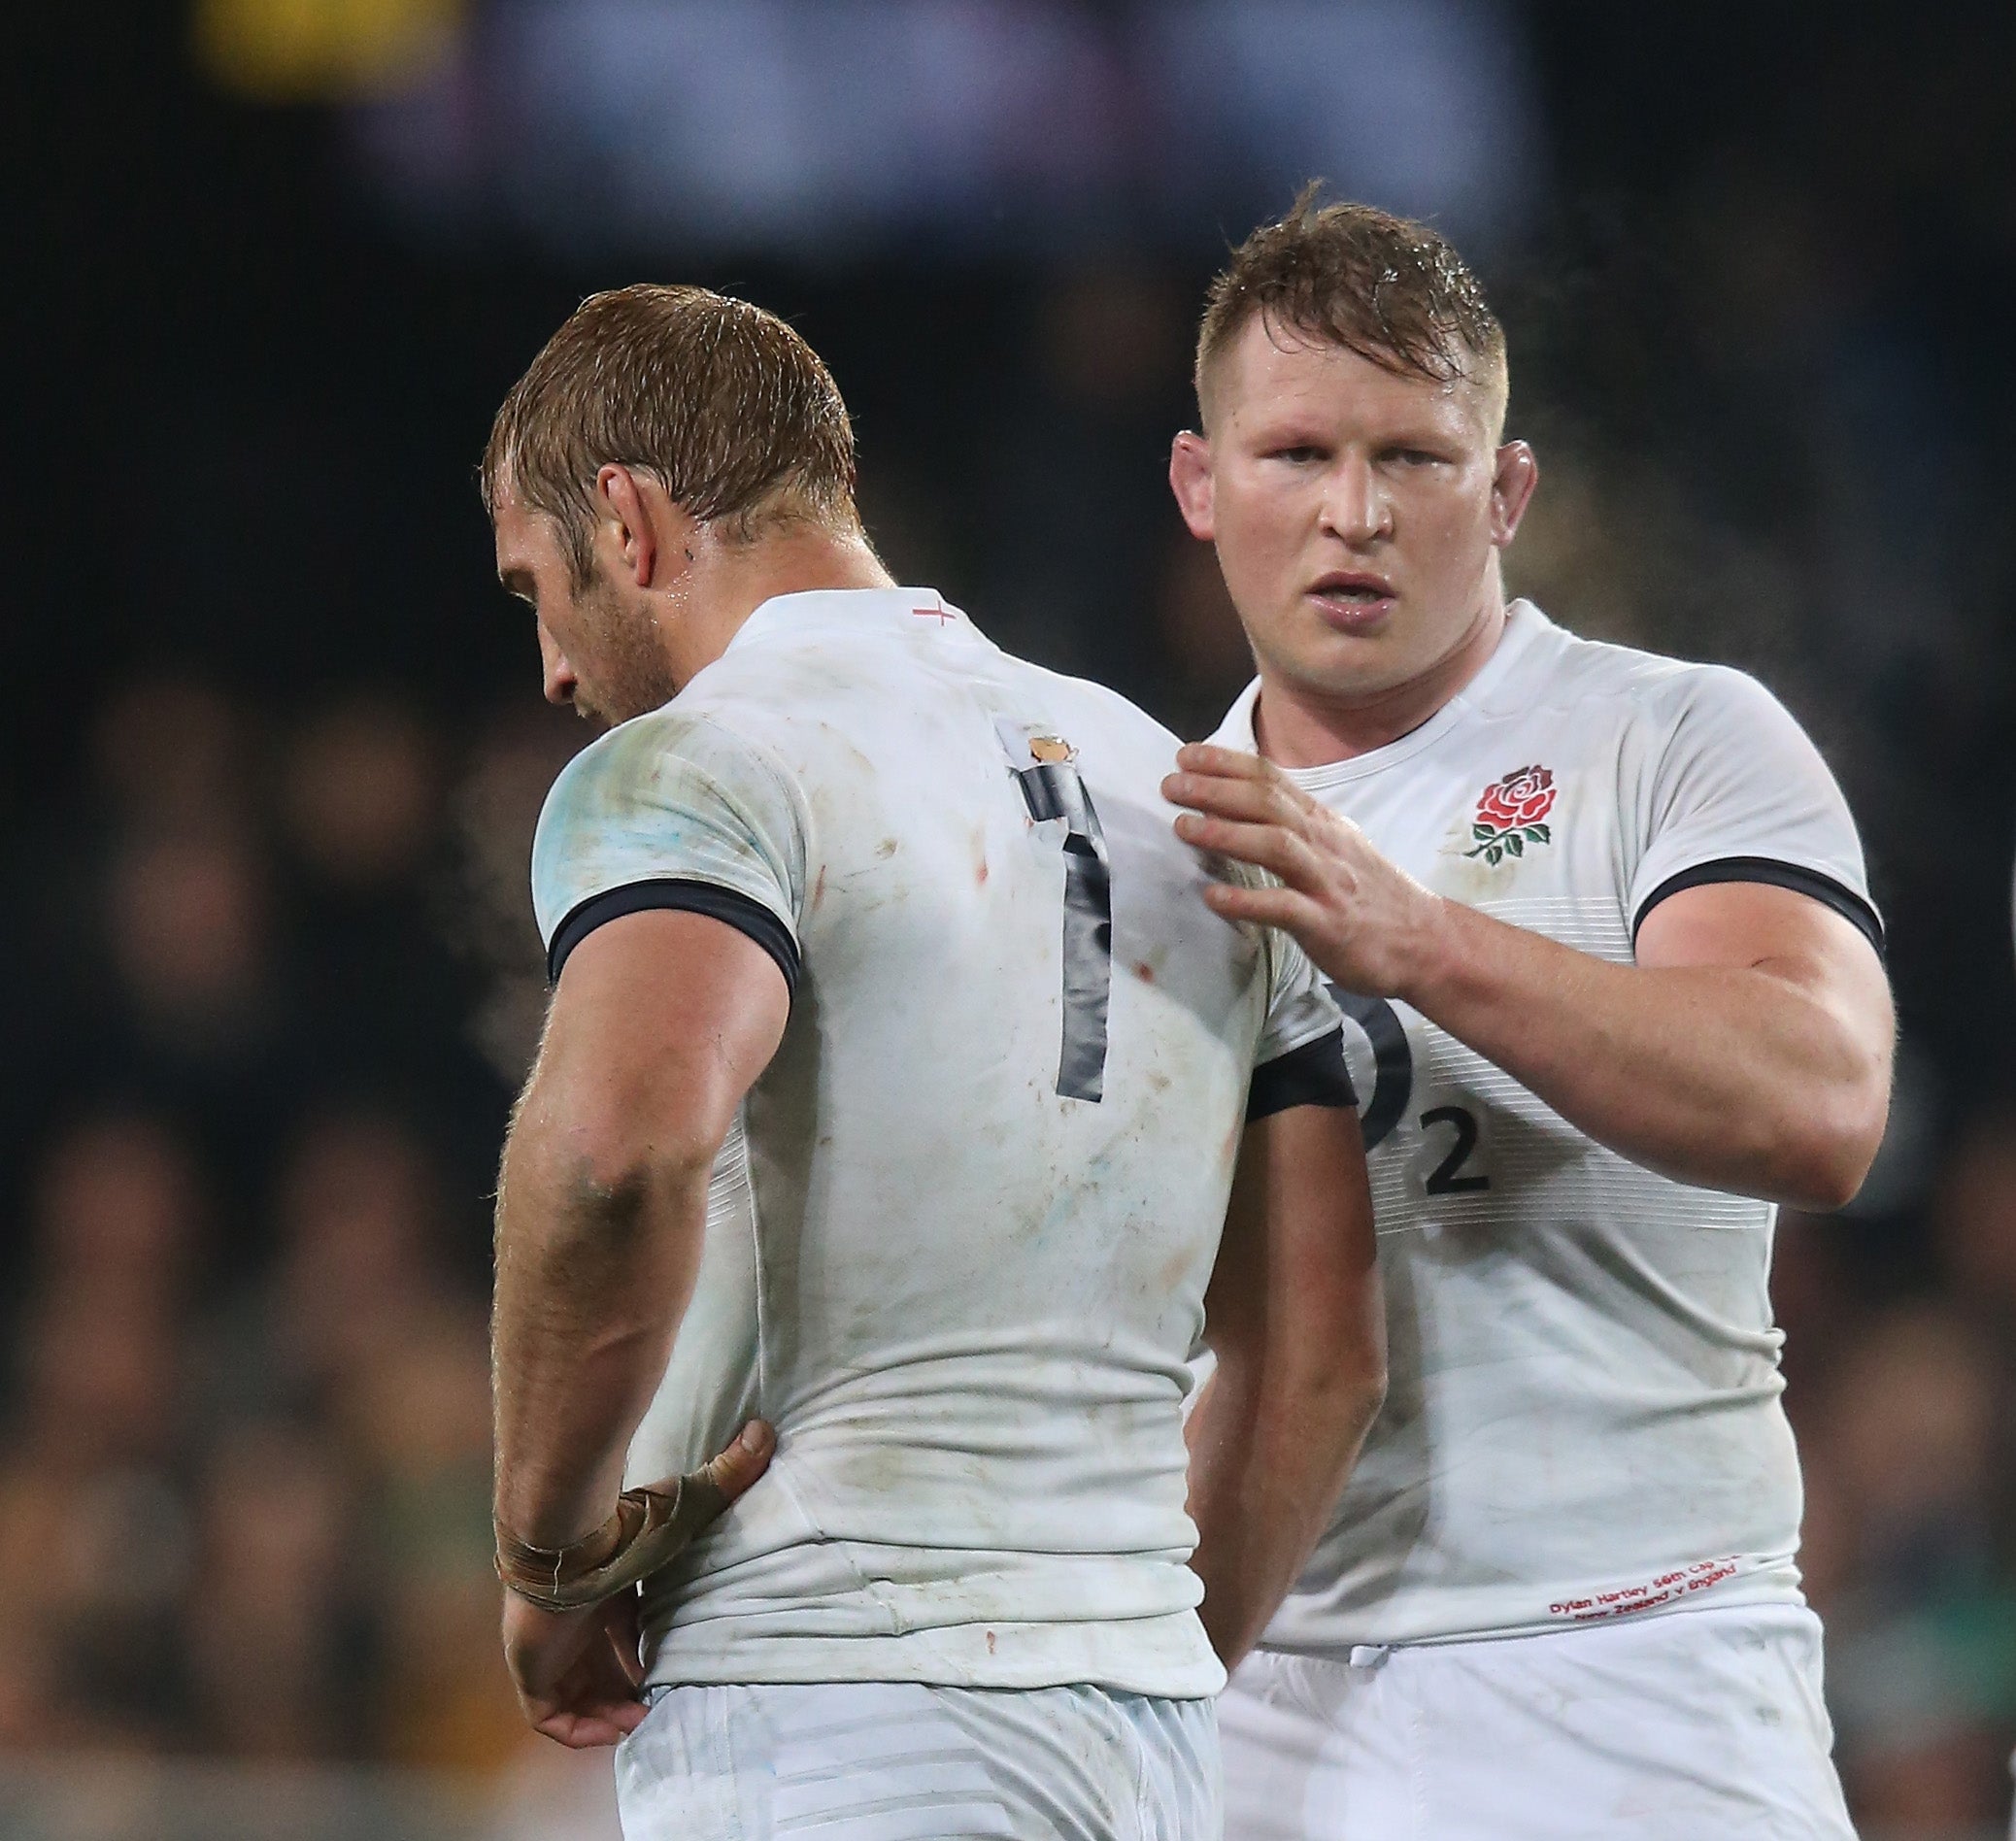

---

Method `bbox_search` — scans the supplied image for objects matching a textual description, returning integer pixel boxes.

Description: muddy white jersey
[531,587,1344,1697]
[1213,599,1881,1652]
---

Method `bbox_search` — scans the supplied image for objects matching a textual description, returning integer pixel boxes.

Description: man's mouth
[1306,572,1397,629]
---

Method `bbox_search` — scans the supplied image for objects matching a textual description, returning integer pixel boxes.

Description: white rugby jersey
[1214,599,1882,1652]
[530,587,1345,1697]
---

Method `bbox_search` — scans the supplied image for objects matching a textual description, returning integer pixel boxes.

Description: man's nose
[537,623,577,706]
[1320,456,1392,546]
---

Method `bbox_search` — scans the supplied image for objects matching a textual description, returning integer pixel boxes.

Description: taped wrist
[494,1471,728,1613]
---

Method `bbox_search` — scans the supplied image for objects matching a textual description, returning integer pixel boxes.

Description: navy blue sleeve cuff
[1248,1026,1358,1121]
[548,879,800,992]
[1632,855,1884,959]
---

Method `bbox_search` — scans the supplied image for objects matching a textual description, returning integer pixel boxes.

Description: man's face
[491,482,678,728]
[1172,315,1531,704]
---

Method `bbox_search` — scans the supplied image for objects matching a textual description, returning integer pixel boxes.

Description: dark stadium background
[4,4,2014,1835]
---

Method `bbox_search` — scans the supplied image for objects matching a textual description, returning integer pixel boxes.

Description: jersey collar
[1221,599,1551,790]
[725,586,989,655]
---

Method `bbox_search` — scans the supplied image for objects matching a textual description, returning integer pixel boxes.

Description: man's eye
[1393,448,1444,466]
[1268,446,1323,464]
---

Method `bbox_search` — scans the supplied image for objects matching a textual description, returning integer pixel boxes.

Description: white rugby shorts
[1221,1602,1855,1840]
[615,1679,1219,1840]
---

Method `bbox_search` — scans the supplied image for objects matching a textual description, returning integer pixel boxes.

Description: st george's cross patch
[1462,765,1557,865]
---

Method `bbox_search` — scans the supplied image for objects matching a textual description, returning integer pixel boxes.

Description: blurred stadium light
[345,0,1541,255]
[196,0,468,100]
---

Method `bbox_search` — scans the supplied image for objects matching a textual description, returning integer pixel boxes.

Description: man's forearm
[1166,746,1893,1212]
[490,914,791,1554]
[1187,1358,1383,1671]
[491,1106,714,1548]
[1187,1104,1385,1671]
[1399,897,1883,1207]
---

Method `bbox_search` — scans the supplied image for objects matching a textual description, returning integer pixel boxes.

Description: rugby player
[481,285,1386,1836]
[1162,195,1895,1837]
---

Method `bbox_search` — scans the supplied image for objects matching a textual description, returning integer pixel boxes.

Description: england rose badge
[1463,765,1556,865]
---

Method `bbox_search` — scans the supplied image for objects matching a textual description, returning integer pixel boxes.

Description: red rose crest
[1463,765,1556,864]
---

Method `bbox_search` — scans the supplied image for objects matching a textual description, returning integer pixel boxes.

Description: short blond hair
[1197,186,1508,436]
[482,285,858,586]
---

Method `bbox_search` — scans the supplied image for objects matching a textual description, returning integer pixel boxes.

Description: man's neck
[1254,596,1509,768]
[669,525,896,685]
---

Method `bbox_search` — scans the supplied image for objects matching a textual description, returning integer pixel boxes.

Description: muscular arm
[493,908,790,1549]
[1403,880,1892,1208]
[1186,1102,1386,1672]
[492,909,788,1748]
[1166,746,1895,1212]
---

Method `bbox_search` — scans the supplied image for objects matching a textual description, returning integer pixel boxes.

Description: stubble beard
[571,574,682,728]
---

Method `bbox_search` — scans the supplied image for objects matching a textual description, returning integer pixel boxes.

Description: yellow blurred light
[193,0,466,102]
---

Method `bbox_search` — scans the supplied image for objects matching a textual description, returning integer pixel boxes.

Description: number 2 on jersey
[1420,1106,1491,1194]
[1333,987,1490,1191]
[1014,759,1113,1102]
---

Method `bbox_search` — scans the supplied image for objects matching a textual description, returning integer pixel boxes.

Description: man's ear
[1169,432,1217,541]
[595,464,664,589]
[1489,442,1539,550]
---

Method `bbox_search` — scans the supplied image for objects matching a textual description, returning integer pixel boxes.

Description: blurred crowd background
[5,3,2015,1836]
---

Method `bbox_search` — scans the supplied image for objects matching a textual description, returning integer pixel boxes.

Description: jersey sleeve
[1625,665,1881,954]
[530,708,808,989]
[1247,926,1356,1121]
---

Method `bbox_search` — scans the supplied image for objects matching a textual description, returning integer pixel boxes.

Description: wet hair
[482,285,858,586]
[1195,184,1507,433]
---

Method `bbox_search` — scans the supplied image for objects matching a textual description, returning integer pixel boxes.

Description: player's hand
[502,1590,649,1750]
[500,1419,775,1748]
[1163,744,1443,998]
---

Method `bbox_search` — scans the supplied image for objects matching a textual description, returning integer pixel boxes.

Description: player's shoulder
[670,597,1181,794]
[533,698,804,873]
[553,697,786,798]
[1005,654,1185,774]
[1485,603,1792,742]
